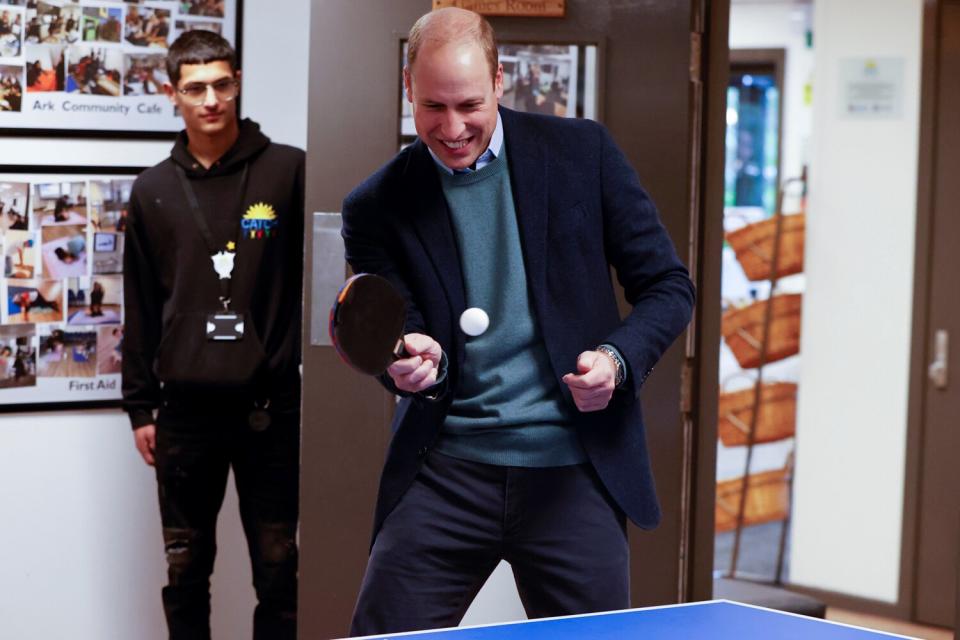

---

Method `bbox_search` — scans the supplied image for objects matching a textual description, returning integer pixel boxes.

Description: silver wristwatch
[595,345,625,388]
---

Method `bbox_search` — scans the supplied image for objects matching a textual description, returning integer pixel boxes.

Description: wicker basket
[715,467,791,533]
[718,382,797,447]
[726,213,805,282]
[722,294,802,368]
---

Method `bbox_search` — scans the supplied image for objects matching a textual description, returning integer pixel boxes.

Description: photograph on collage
[96,325,121,375]
[0,323,36,389]
[81,6,122,44]
[123,52,166,95]
[41,223,87,278]
[92,231,122,274]
[124,5,170,49]
[37,326,96,378]
[174,19,220,35]
[5,278,64,325]
[4,230,36,278]
[32,180,86,227]
[66,274,121,325]
[88,178,131,232]
[26,44,65,92]
[0,6,23,58]
[498,44,578,118]
[0,181,28,232]
[24,1,82,45]
[65,45,122,96]
[0,63,22,111]
[184,0,224,18]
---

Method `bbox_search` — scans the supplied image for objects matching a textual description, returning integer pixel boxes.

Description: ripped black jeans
[154,398,299,640]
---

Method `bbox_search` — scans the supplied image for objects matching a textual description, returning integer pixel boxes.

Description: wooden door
[911,0,960,627]
[299,1,728,637]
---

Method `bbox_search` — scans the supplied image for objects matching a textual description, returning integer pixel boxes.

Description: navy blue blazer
[342,107,695,541]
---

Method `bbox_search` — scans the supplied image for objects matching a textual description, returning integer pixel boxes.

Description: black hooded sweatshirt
[122,119,304,429]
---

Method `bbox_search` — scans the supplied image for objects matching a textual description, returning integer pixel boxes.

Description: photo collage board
[0,0,237,134]
[0,169,139,407]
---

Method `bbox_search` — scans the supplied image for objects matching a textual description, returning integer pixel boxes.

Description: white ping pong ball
[459,307,490,337]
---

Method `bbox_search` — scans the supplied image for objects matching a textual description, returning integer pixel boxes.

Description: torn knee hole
[163,528,197,568]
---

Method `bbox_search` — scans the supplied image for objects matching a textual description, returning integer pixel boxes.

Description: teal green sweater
[436,147,586,467]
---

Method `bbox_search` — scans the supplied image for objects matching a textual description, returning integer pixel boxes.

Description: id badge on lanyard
[175,163,250,342]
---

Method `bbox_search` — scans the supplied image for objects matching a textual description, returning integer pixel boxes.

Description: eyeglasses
[177,78,239,106]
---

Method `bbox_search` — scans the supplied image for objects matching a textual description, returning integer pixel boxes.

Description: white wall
[790,0,922,603]
[0,1,310,638]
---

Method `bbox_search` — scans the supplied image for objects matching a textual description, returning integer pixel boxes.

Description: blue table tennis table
[348,601,916,640]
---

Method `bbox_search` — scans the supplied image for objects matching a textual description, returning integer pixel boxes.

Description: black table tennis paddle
[329,273,408,376]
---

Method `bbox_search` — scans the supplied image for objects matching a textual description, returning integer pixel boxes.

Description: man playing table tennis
[341,7,695,636]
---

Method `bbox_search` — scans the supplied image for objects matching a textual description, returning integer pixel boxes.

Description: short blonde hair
[407,8,499,84]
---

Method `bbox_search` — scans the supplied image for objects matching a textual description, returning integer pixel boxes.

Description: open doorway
[715,1,813,585]
[713,3,954,636]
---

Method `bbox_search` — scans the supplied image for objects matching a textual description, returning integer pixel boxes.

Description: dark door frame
[903,0,955,625]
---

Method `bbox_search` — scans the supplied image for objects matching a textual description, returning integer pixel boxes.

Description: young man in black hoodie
[122,31,303,640]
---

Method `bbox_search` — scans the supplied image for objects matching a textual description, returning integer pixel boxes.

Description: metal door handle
[928,329,949,390]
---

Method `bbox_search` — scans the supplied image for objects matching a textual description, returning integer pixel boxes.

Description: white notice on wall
[839,57,905,119]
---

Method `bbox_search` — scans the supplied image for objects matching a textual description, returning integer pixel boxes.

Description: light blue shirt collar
[429,112,503,175]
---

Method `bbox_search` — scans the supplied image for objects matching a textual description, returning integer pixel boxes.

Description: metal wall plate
[310,212,346,346]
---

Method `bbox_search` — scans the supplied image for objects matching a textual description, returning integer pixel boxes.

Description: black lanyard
[175,162,250,309]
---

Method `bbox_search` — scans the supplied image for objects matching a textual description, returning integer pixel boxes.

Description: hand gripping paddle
[329,273,408,376]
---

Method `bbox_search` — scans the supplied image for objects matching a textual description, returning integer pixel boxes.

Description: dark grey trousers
[350,451,629,636]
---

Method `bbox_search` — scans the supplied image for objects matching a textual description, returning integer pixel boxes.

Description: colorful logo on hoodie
[242,202,278,239]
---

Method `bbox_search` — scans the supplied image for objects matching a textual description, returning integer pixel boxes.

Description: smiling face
[164,59,240,140]
[404,39,503,171]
